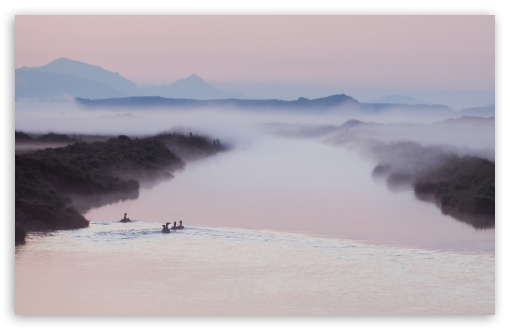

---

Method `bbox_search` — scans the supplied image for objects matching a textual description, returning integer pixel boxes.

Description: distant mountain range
[74,94,495,121]
[15,58,242,100]
[75,94,361,111]
[15,58,495,118]
[457,104,495,117]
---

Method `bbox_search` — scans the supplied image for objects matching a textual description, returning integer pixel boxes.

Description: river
[15,130,494,315]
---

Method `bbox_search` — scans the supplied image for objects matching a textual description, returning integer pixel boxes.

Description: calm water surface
[16,221,494,315]
[15,134,495,315]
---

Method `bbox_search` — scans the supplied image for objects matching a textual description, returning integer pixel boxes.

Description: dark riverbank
[413,155,495,229]
[372,154,495,229]
[15,132,226,244]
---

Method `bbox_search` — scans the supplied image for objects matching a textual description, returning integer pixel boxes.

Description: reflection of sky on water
[15,220,494,315]
[85,135,494,253]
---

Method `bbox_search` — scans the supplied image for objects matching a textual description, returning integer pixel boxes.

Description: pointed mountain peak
[179,73,204,83]
[314,94,359,104]
[50,57,76,64]
[43,57,106,73]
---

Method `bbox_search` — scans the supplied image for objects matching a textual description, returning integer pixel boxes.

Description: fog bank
[16,98,494,199]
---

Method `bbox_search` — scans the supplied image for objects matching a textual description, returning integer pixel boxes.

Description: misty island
[15,131,226,244]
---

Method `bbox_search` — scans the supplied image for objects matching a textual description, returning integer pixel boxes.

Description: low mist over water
[15,98,495,142]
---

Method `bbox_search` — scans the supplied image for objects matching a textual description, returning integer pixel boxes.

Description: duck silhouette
[120,213,131,222]
[162,222,170,233]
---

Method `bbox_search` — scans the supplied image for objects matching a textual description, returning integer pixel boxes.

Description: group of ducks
[162,221,184,233]
[119,213,185,233]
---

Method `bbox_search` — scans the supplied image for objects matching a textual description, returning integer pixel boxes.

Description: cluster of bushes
[154,132,227,161]
[15,131,75,143]
[414,155,495,228]
[16,154,90,244]
[15,133,208,244]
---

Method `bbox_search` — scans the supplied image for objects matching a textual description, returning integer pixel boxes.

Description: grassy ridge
[154,132,227,161]
[15,133,224,244]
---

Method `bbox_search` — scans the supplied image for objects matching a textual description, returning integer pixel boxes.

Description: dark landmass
[372,155,495,229]
[75,94,361,112]
[413,156,495,229]
[35,132,75,143]
[153,132,229,161]
[15,132,226,244]
[15,131,34,142]
[15,131,114,154]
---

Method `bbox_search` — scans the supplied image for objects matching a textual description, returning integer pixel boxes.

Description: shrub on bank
[414,156,495,225]
[15,135,188,243]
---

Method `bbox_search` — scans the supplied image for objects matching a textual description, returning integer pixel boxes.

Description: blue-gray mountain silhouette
[369,94,429,105]
[15,58,240,100]
[140,73,243,99]
[75,93,361,111]
[457,104,495,117]
[15,68,129,99]
[37,58,138,94]
[16,58,493,119]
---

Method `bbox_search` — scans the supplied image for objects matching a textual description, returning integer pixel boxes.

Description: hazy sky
[15,15,494,108]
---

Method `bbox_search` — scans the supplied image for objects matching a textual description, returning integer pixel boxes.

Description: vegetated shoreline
[413,155,495,229]
[15,131,227,245]
[373,155,495,229]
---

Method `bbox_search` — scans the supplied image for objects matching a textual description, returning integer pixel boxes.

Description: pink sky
[15,15,494,89]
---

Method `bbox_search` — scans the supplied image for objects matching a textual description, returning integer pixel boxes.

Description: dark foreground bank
[15,132,226,244]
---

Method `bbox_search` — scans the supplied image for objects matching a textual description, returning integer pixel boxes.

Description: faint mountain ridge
[37,58,139,94]
[15,69,128,99]
[458,103,495,117]
[75,93,360,111]
[16,57,138,96]
[369,94,430,105]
